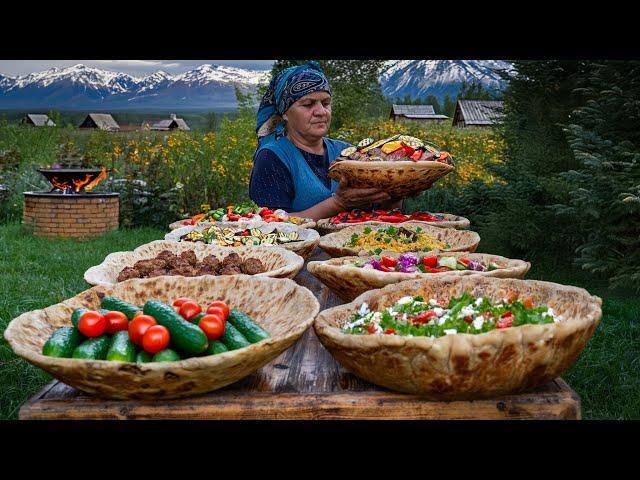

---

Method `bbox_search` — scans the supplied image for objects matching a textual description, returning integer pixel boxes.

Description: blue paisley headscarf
[256,61,332,140]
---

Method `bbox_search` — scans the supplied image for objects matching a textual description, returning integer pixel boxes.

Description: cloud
[92,60,182,69]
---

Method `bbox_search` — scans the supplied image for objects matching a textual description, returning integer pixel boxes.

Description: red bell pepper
[410,150,423,161]
[227,213,241,221]
[422,256,438,268]
[380,256,398,268]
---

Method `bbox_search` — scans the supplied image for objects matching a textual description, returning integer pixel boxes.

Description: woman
[249,62,401,221]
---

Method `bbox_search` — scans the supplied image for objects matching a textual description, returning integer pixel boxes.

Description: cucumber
[206,340,229,355]
[152,349,181,362]
[143,300,208,355]
[101,297,140,320]
[70,308,89,328]
[136,351,153,363]
[227,309,270,343]
[72,335,111,360]
[106,331,136,362]
[220,322,251,350]
[191,312,206,325]
[42,327,82,358]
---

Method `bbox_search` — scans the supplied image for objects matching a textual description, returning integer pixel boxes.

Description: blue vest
[255,134,352,212]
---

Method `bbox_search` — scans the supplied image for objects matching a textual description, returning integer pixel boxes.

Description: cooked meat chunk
[222,252,243,268]
[240,258,265,275]
[197,264,215,275]
[147,268,168,278]
[117,267,141,282]
[202,255,221,272]
[179,250,198,266]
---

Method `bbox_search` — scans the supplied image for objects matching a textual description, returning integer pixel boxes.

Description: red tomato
[78,311,107,337]
[142,325,170,354]
[199,314,225,340]
[380,256,398,268]
[178,301,202,321]
[497,312,513,329]
[378,265,395,272]
[207,301,229,319]
[206,306,227,320]
[104,311,129,334]
[412,310,437,324]
[367,323,377,334]
[384,328,396,335]
[422,255,438,268]
[128,315,157,345]
[172,297,195,308]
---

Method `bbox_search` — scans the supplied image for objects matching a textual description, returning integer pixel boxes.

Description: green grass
[0,223,638,420]
[0,224,165,420]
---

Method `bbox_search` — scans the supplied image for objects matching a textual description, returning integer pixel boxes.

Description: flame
[49,167,107,193]
[83,167,107,192]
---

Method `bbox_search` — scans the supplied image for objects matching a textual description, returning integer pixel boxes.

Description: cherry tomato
[178,301,202,321]
[142,325,170,354]
[173,297,195,308]
[78,311,107,337]
[206,306,227,320]
[104,311,129,334]
[367,323,377,334]
[207,301,229,319]
[128,315,157,345]
[199,314,225,340]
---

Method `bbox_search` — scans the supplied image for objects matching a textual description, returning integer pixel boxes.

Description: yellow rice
[345,229,448,252]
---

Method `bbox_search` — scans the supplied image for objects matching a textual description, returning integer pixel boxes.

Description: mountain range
[0,60,512,111]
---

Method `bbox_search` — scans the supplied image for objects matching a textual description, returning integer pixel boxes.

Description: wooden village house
[452,100,504,127]
[142,114,190,132]
[78,113,120,131]
[390,104,450,123]
[21,114,55,127]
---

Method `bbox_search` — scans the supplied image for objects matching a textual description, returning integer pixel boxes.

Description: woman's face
[283,91,332,139]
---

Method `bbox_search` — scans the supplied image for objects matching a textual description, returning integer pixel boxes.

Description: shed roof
[26,114,55,126]
[391,104,436,116]
[150,117,190,131]
[456,100,504,125]
[84,113,120,131]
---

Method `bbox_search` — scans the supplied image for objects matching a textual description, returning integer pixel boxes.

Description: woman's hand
[333,178,391,210]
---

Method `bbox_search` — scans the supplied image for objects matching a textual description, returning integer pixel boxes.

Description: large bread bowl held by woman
[314,275,601,400]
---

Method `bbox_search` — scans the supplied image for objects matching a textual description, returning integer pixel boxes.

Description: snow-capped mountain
[380,60,512,101]
[0,64,270,110]
[0,60,512,110]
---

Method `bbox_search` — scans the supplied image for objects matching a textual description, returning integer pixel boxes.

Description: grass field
[0,224,638,420]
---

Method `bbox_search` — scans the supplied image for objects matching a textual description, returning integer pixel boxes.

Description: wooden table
[20,248,582,420]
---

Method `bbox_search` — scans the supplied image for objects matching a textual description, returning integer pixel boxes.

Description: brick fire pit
[23,192,119,238]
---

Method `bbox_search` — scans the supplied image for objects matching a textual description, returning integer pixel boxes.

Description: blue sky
[0,60,275,77]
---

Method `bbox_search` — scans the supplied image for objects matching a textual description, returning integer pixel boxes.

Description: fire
[50,167,107,193]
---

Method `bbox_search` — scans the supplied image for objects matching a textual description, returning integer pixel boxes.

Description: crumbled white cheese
[371,312,382,323]
[475,297,484,306]
[358,303,370,315]
[429,298,439,306]
[444,329,457,335]
[472,317,485,330]
[433,307,445,317]
[401,313,408,322]
[460,305,477,317]
[397,296,414,305]
[437,315,449,326]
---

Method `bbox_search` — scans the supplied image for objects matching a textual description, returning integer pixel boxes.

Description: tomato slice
[380,256,398,268]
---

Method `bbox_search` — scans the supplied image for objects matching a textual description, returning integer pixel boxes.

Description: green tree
[555,61,640,291]
[205,111,217,132]
[47,110,61,126]
[442,94,456,118]
[269,60,388,129]
[458,80,501,101]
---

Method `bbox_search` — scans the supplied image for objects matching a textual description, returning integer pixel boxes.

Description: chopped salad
[182,201,308,226]
[352,253,499,274]
[180,226,302,247]
[336,135,453,164]
[345,226,450,254]
[330,209,447,225]
[342,293,562,338]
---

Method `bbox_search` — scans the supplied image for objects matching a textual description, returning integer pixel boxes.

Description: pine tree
[556,61,640,291]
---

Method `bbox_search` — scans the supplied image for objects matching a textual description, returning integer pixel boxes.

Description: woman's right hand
[333,178,391,211]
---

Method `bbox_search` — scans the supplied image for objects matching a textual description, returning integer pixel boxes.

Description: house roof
[404,114,450,120]
[26,114,55,126]
[84,113,120,130]
[456,100,504,125]
[150,117,190,131]
[391,104,436,116]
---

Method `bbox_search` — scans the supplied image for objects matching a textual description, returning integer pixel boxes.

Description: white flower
[175,182,184,189]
